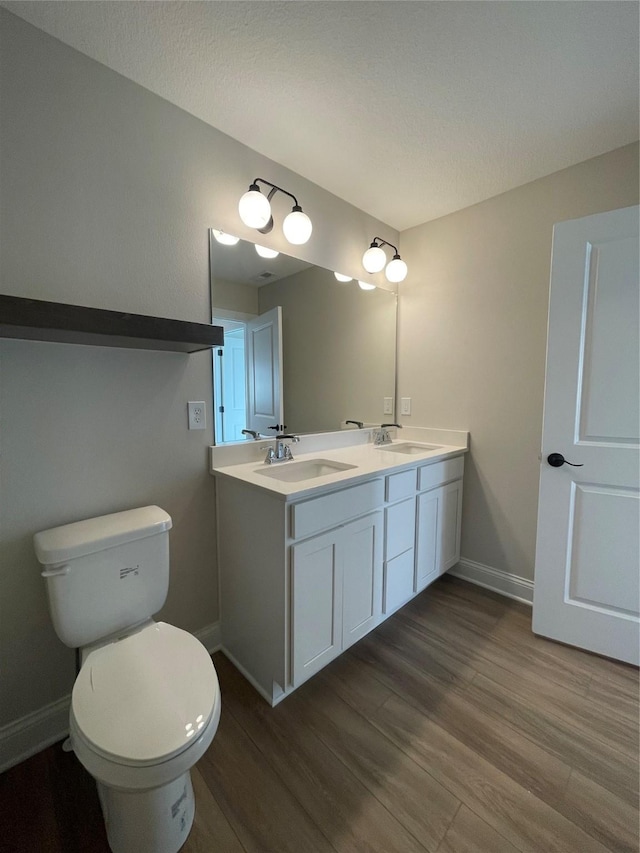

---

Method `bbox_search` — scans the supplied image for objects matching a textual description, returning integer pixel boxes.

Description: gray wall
[0,9,396,731]
[397,143,639,582]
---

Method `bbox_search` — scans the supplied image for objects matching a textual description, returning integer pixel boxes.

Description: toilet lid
[72,622,218,765]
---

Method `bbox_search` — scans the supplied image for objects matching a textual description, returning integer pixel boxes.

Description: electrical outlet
[383,397,394,415]
[188,401,206,430]
[400,397,412,416]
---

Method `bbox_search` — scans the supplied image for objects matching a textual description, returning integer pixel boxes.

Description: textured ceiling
[3,1,638,230]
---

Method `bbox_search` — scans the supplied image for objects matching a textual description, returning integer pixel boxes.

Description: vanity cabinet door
[416,488,440,591]
[439,479,463,573]
[416,479,464,591]
[291,529,343,687]
[342,512,383,650]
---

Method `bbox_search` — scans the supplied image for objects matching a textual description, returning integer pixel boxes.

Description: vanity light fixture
[255,244,279,259]
[362,237,408,283]
[334,272,353,282]
[212,229,240,246]
[238,178,312,245]
[358,280,377,291]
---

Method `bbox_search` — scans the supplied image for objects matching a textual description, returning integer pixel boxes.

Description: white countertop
[210,427,469,501]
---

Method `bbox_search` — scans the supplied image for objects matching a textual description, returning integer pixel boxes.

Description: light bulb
[283,208,312,245]
[334,272,353,282]
[362,244,386,273]
[238,185,271,229]
[385,256,408,283]
[255,244,279,259]
[212,230,240,246]
[358,280,377,291]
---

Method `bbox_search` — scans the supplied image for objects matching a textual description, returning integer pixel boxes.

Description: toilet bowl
[34,506,221,853]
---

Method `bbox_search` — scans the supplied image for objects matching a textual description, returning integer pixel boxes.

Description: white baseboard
[0,694,70,774]
[194,620,221,654]
[0,620,222,774]
[449,558,534,606]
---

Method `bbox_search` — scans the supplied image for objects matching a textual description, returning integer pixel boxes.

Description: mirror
[209,230,397,443]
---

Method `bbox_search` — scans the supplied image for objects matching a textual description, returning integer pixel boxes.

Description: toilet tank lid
[34,506,172,565]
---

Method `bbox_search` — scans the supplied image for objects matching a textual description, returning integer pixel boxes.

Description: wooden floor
[2,576,638,853]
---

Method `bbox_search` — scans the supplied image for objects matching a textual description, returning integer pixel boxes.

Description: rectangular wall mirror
[209,229,397,444]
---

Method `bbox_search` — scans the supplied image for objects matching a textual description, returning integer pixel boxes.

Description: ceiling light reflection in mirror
[210,230,397,444]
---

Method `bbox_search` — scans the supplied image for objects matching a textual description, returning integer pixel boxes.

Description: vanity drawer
[418,455,464,492]
[385,469,417,503]
[291,479,384,541]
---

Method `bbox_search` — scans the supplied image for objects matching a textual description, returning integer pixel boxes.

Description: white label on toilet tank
[119,564,139,579]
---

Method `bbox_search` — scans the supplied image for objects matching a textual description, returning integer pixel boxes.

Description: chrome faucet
[242,429,259,440]
[373,423,402,446]
[265,434,300,464]
[345,420,364,429]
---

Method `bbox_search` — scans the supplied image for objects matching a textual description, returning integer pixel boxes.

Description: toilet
[33,506,221,853]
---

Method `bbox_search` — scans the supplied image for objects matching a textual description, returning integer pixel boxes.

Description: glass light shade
[362,245,386,273]
[212,229,240,246]
[385,257,408,283]
[283,209,313,245]
[238,189,271,229]
[334,272,353,282]
[255,244,279,259]
[358,280,377,291]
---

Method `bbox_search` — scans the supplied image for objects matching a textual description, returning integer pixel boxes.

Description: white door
[533,205,639,665]
[215,329,247,442]
[246,306,284,436]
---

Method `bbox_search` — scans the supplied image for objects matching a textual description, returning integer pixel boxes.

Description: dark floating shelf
[0,294,224,353]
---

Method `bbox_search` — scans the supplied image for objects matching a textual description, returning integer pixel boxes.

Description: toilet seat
[72,622,218,767]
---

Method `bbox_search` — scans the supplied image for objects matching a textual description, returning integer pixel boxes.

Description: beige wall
[397,142,639,581]
[212,277,259,316]
[258,266,397,433]
[0,9,396,735]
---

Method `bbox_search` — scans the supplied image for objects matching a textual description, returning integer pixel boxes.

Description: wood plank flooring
[1,576,637,853]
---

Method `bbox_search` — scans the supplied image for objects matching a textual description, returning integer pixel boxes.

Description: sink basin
[378,442,442,455]
[254,458,358,483]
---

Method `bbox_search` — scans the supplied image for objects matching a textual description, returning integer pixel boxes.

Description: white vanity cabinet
[416,457,465,591]
[291,509,383,687]
[216,476,384,704]
[214,450,464,706]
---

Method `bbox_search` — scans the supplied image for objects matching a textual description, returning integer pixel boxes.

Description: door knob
[547,453,583,468]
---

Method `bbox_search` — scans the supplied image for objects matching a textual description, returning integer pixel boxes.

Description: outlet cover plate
[188,401,206,430]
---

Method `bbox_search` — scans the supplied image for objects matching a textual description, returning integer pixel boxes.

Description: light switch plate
[383,397,394,415]
[188,401,206,430]
[400,397,412,416]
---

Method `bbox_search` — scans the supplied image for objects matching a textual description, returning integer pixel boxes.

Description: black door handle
[547,453,584,468]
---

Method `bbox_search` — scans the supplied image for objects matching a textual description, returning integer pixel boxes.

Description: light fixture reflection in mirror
[334,272,353,282]
[212,229,240,246]
[255,244,279,259]
[210,230,397,444]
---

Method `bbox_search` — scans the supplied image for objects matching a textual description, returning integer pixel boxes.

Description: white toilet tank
[34,506,172,648]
